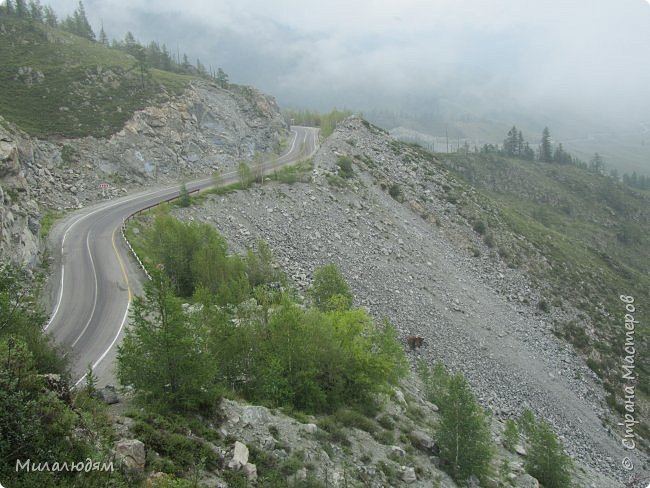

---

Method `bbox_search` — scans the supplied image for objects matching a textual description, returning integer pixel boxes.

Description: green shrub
[238,161,254,188]
[326,174,347,188]
[333,409,378,435]
[473,220,487,235]
[388,183,403,201]
[60,144,79,164]
[177,183,192,207]
[308,264,352,311]
[336,156,354,178]
[378,414,396,430]
[518,409,537,436]
[484,232,496,248]
[502,418,520,452]
[538,299,550,313]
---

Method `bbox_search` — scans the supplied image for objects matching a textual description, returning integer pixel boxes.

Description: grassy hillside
[434,149,649,416]
[0,16,193,137]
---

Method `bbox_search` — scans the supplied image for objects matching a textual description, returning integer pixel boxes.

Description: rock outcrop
[0,80,287,265]
[114,438,146,473]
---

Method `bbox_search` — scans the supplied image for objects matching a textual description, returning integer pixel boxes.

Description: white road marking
[44,264,64,331]
[64,127,312,386]
[46,184,198,329]
[74,300,130,388]
[71,231,99,348]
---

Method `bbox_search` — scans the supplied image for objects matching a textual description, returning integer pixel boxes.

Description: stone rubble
[172,116,644,486]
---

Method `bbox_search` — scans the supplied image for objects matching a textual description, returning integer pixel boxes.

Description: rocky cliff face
[0,80,287,265]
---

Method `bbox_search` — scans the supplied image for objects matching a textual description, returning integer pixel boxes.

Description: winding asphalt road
[45,126,319,387]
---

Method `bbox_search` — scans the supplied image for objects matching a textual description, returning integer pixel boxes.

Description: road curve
[45,126,319,387]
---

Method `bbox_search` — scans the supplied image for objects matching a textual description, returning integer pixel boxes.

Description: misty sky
[48,0,650,135]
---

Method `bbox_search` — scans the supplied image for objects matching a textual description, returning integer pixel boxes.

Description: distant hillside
[434,149,650,419]
[371,110,650,177]
[0,15,193,138]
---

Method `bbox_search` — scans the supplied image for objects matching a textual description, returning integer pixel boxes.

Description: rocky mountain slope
[171,116,649,486]
[0,80,287,265]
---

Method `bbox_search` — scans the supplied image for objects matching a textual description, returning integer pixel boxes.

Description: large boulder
[409,430,436,453]
[228,441,249,470]
[241,405,271,426]
[114,439,146,473]
[95,384,119,404]
[401,466,417,484]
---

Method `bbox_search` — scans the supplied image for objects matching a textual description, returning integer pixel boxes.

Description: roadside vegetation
[0,264,133,487]
[121,210,408,414]
[284,108,353,138]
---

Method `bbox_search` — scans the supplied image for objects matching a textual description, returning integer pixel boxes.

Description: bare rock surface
[0,80,287,265]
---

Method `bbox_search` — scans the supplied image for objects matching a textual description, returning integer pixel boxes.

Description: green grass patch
[40,210,65,239]
[0,16,192,137]
[270,159,314,185]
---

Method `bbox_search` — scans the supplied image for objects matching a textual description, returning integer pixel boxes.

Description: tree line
[1,0,231,85]
[497,125,650,191]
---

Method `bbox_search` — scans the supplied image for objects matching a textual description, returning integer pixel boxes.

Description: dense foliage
[120,214,407,414]
[308,263,353,311]
[0,265,128,487]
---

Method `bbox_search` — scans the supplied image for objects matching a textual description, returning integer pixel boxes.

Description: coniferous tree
[522,142,535,160]
[525,419,573,487]
[4,0,15,15]
[160,43,173,71]
[539,127,553,162]
[117,271,215,411]
[15,0,26,17]
[181,53,192,72]
[74,1,94,40]
[590,152,604,172]
[553,143,572,164]
[123,31,139,56]
[28,0,42,21]
[216,67,229,87]
[504,125,518,156]
[98,24,108,45]
[42,4,56,26]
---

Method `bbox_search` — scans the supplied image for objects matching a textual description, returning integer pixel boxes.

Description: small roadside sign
[99,182,109,189]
